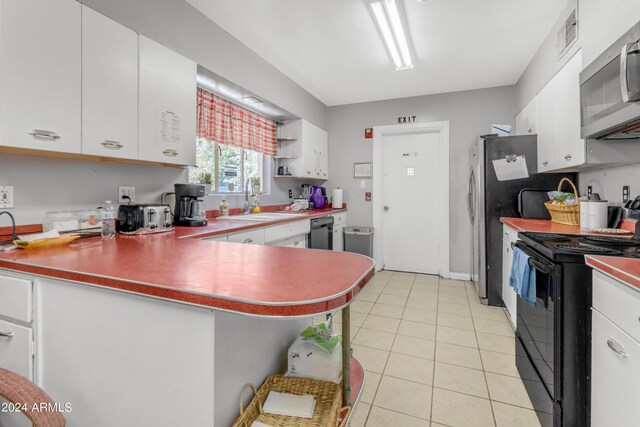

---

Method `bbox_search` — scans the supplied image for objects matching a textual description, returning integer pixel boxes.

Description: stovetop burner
[552,243,623,256]
[580,235,639,246]
[525,233,571,242]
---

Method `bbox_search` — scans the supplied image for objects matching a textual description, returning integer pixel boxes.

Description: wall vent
[557,8,578,59]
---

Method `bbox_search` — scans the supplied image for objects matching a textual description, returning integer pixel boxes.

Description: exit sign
[398,116,417,123]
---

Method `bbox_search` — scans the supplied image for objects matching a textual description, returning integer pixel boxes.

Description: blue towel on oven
[509,247,536,306]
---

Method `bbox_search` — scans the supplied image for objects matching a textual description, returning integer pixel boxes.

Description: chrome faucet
[0,211,17,240]
[243,178,252,214]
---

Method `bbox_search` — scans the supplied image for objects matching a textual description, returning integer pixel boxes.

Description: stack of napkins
[262,391,316,419]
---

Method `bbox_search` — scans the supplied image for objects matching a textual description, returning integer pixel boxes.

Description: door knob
[384,206,390,211]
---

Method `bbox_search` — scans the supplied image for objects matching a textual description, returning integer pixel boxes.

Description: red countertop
[177,208,347,240]
[586,256,640,292]
[0,209,375,317]
[500,217,636,236]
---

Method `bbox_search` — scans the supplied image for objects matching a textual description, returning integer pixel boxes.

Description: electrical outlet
[587,186,593,199]
[118,186,135,203]
[288,189,293,199]
[623,185,630,203]
[0,186,14,209]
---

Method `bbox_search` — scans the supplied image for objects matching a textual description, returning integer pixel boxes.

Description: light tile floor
[317,271,542,427]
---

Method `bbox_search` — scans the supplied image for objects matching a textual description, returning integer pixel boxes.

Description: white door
[383,132,440,274]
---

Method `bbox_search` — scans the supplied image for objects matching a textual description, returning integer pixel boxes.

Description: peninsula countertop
[0,208,375,317]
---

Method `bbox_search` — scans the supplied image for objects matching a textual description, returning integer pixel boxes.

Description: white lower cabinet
[226,228,266,245]
[0,319,34,381]
[272,235,307,248]
[332,212,348,252]
[591,309,640,426]
[501,225,518,327]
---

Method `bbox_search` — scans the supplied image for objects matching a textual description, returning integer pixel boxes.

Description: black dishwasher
[308,216,334,250]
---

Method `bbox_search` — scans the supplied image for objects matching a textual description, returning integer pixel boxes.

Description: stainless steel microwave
[580,19,640,140]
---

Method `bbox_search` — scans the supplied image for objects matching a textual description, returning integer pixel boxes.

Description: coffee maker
[174,184,207,226]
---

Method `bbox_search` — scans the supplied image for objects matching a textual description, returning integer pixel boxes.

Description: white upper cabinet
[0,0,81,153]
[277,119,329,180]
[533,50,584,172]
[536,80,556,172]
[138,36,197,166]
[515,100,537,136]
[552,50,584,168]
[317,127,329,180]
[81,6,138,159]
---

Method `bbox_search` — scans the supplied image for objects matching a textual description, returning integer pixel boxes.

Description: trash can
[344,226,374,257]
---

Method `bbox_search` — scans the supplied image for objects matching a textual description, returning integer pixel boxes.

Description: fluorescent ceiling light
[370,0,413,70]
[242,96,263,104]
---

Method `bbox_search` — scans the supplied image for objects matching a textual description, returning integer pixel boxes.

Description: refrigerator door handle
[467,169,476,223]
[467,170,473,221]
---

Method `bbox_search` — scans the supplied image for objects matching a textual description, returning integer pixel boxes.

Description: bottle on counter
[219,198,229,217]
[101,201,116,239]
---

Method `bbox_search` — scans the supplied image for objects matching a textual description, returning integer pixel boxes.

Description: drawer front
[227,229,265,245]
[593,270,640,343]
[591,310,640,427]
[332,212,347,224]
[503,225,518,245]
[0,319,33,380]
[0,274,32,323]
[264,220,310,243]
[271,235,307,249]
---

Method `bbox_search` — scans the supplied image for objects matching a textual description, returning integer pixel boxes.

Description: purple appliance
[309,185,327,209]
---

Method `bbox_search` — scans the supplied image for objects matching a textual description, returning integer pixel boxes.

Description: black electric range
[512,231,640,427]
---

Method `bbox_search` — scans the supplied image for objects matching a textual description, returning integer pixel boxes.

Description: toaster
[116,204,172,233]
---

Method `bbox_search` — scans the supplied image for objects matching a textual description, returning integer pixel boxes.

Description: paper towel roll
[332,188,343,209]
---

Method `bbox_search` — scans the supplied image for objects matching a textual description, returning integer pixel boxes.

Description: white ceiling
[186,0,571,106]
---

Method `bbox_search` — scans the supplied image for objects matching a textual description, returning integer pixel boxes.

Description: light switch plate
[360,180,366,189]
[0,186,14,209]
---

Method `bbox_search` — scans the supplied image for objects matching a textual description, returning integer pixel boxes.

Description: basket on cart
[545,178,580,225]
[232,375,350,427]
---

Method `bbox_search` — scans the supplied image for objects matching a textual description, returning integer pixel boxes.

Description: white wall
[326,85,516,275]
[0,153,306,226]
[515,0,580,113]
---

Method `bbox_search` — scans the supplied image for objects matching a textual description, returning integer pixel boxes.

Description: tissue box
[490,124,512,136]
[287,335,342,384]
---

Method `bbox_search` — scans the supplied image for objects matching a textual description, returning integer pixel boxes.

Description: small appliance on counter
[291,198,309,211]
[309,185,327,210]
[277,165,291,176]
[117,204,173,234]
[174,183,207,227]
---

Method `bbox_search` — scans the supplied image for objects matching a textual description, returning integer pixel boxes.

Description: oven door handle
[528,258,553,275]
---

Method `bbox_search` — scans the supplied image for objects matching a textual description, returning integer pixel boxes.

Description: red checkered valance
[196,88,277,156]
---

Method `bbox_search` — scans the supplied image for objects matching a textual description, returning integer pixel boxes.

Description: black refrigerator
[467,134,575,306]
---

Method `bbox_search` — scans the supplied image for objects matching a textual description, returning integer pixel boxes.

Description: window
[194,88,276,194]
[190,138,265,193]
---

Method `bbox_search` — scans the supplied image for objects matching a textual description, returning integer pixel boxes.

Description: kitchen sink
[216,212,307,222]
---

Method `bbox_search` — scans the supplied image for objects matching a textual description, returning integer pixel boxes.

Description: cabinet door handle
[243,238,253,244]
[607,338,629,358]
[528,129,533,134]
[307,171,311,175]
[101,140,124,150]
[28,129,61,141]
[564,154,572,161]
[163,149,178,157]
[543,161,549,166]
[0,330,13,338]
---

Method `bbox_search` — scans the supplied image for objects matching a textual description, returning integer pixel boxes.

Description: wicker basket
[545,178,580,225]
[232,375,350,427]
